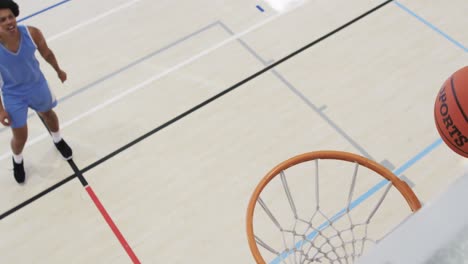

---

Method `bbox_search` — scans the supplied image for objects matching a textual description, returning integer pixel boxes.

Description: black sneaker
[54,139,73,160]
[12,157,25,184]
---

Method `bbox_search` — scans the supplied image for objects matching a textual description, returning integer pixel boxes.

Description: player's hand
[57,69,67,83]
[0,110,11,127]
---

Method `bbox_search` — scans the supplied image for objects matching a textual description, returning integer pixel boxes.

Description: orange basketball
[434,66,468,158]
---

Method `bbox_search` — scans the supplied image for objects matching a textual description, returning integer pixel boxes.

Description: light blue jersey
[0,25,56,128]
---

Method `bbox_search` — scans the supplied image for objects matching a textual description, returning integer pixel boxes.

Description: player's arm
[28,26,67,83]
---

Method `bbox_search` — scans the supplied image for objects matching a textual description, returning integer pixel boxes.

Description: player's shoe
[12,157,25,184]
[54,139,73,160]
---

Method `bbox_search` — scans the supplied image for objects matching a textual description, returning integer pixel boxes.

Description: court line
[218,21,374,159]
[47,0,144,42]
[0,175,74,220]
[77,0,394,173]
[86,185,140,263]
[0,0,145,135]
[33,113,140,263]
[0,21,220,134]
[67,159,141,264]
[0,0,392,219]
[394,1,468,53]
[271,138,443,263]
[17,0,142,42]
[0,6,292,161]
[5,0,458,260]
[17,0,72,22]
[346,139,443,213]
[17,0,143,42]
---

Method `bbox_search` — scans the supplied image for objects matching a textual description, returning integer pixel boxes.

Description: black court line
[18,116,139,261]
[0,115,86,220]
[0,0,393,220]
[36,114,88,186]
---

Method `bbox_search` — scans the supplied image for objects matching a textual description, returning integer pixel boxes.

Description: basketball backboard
[358,169,468,264]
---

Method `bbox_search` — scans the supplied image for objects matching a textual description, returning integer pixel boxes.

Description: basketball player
[0,0,72,184]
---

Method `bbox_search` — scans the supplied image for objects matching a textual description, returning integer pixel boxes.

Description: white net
[247,152,420,264]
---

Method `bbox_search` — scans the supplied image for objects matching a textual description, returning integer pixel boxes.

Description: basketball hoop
[246,151,421,264]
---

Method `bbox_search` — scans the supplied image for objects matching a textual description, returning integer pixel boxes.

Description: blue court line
[394,1,468,53]
[270,138,443,263]
[0,21,220,135]
[393,138,443,175]
[17,0,72,23]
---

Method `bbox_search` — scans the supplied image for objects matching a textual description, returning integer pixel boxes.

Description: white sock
[13,153,23,164]
[51,131,62,143]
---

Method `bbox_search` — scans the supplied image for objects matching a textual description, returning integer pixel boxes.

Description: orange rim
[246,150,421,264]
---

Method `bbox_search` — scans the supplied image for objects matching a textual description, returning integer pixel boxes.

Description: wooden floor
[0,0,466,263]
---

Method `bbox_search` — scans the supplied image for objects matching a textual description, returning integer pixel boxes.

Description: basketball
[434,66,468,158]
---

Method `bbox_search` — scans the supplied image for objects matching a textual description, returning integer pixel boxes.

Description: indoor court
[0,0,467,263]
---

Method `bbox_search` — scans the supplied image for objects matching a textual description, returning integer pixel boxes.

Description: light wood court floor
[0,0,466,263]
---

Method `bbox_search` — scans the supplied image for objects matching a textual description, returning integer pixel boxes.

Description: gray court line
[0,21,220,133]
[218,21,374,159]
[217,22,270,65]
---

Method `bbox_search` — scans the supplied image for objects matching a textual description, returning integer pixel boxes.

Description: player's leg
[37,108,59,132]
[36,109,72,160]
[3,96,29,184]
[30,80,72,160]
[10,125,27,183]
[11,125,28,154]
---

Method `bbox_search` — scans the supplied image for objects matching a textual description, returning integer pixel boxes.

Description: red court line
[85,186,141,263]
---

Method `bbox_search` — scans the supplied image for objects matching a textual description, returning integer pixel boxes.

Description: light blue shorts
[2,79,57,128]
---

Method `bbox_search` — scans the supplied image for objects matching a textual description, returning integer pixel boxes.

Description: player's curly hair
[0,0,19,17]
